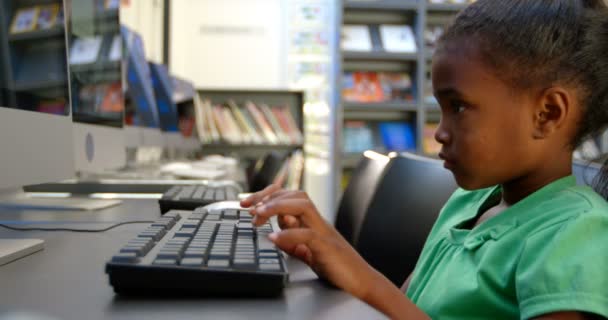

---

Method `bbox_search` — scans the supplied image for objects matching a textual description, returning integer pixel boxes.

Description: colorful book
[341,25,372,52]
[10,7,39,34]
[36,4,60,30]
[99,82,124,112]
[245,102,279,144]
[379,25,417,53]
[271,107,303,144]
[69,36,103,65]
[260,104,291,144]
[342,72,385,103]
[228,101,264,144]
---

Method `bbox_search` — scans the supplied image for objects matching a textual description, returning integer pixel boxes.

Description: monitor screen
[0,0,74,189]
[67,0,123,127]
[122,26,160,129]
[149,63,179,132]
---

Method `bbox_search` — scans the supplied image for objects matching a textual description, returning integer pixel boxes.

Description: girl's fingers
[240,183,281,207]
[268,228,316,255]
[278,215,300,230]
[252,198,325,231]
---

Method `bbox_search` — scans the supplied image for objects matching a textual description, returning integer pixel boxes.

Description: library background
[0,0,607,318]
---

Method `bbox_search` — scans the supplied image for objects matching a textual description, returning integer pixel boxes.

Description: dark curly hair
[437,0,608,199]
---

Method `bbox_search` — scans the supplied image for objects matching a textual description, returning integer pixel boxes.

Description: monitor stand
[0,239,44,266]
[0,188,122,211]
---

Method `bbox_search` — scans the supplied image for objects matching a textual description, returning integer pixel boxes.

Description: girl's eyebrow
[434,87,464,98]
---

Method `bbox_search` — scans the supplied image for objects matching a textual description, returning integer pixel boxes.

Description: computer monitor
[0,0,74,264]
[68,0,126,173]
[149,62,181,153]
[122,26,163,148]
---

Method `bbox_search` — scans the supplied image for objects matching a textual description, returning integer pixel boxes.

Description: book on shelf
[280,107,304,144]
[194,96,219,143]
[260,104,292,145]
[342,72,385,103]
[245,102,279,145]
[271,107,304,145]
[343,121,374,153]
[227,101,264,144]
[224,106,251,144]
[379,25,417,53]
[37,4,60,30]
[10,7,39,34]
[99,82,124,112]
[378,122,416,151]
[341,25,372,52]
[69,36,103,65]
[378,73,414,102]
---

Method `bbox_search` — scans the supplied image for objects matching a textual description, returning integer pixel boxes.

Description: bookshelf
[338,0,471,187]
[194,90,305,160]
[0,0,70,114]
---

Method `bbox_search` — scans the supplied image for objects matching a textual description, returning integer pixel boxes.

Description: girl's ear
[532,87,573,139]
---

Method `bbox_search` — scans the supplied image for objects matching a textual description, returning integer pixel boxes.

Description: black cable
[0,220,155,233]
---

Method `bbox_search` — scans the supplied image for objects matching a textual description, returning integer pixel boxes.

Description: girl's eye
[451,101,467,113]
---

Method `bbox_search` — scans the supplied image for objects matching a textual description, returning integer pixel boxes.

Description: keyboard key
[207,259,230,268]
[181,258,204,267]
[260,264,281,271]
[153,259,177,266]
[176,186,196,200]
[111,252,139,263]
[257,236,276,251]
[192,186,207,200]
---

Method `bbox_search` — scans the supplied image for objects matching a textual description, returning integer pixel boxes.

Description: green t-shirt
[406,175,608,319]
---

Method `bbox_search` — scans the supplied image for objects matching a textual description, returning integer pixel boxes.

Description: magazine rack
[0,0,69,113]
[340,0,471,173]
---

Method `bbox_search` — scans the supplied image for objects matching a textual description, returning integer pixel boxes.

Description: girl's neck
[500,155,573,206]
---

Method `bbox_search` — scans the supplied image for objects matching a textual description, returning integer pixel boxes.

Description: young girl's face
[432,40,542,190]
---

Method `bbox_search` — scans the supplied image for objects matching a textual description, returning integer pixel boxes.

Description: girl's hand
[241,184,430,320]
[240,184,378,300]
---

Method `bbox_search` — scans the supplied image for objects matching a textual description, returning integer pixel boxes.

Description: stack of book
[194,95,303,146]
[343,71,414,103]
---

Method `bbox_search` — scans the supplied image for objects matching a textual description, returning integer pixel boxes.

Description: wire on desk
[0,220,155,233]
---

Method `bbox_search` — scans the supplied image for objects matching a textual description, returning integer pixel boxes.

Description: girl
[243,0,608,319]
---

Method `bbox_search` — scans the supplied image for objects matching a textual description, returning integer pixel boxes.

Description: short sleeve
[516,212,608,319]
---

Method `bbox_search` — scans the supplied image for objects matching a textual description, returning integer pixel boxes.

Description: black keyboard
[105,201,288,296]
[158,182,242,213]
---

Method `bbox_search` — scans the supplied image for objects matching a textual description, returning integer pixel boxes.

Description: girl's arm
[242,185,430,320]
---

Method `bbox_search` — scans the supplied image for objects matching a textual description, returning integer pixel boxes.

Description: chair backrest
[249,151,288,192]
[355,152,458,285]
[335,151,391,245]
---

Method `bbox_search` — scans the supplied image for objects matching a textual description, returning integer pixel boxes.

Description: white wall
[120,0,165,64]
[169,0,286,89]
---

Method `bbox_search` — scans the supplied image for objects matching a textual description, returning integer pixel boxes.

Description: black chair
[335,151,391,245]
[336,152,458,286]
[249,151,288,192]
